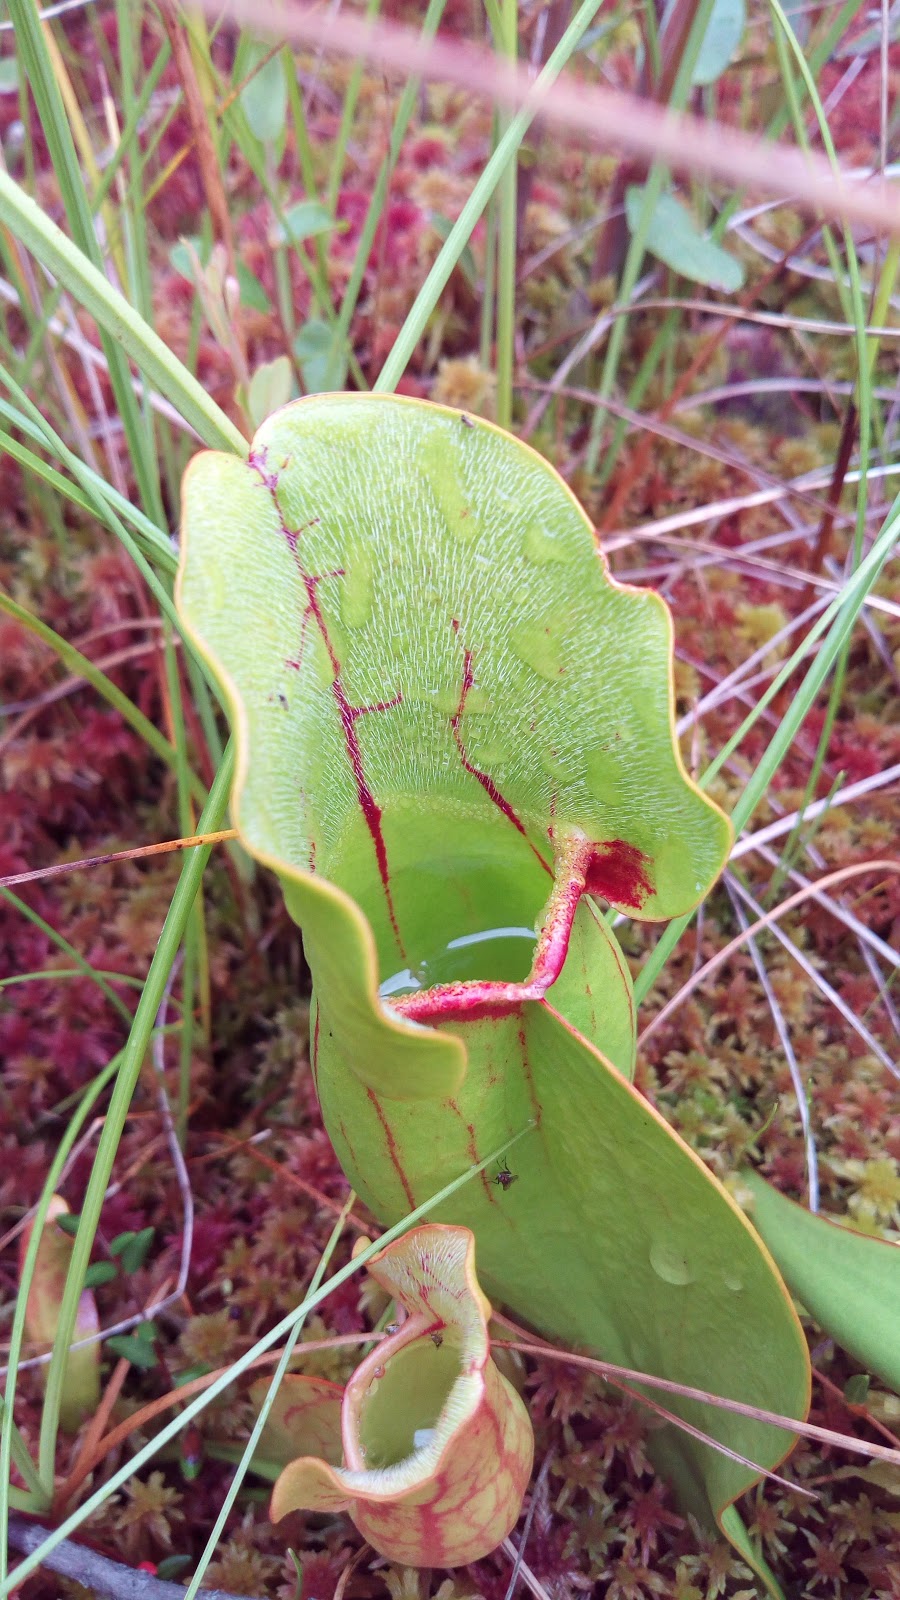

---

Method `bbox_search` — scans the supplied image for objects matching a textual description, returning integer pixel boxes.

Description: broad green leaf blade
[744,1171,900,1393]
[239,42,288,145]
[247,357,294,429]
[625,186,745,292]
[692,0,747,86]
[294,319,349,393]
[178,394,731,930]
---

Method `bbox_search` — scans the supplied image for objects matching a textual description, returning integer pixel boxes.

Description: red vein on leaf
[450,648,551,875]
[366,1087,416,1210]
[251,451,404,954]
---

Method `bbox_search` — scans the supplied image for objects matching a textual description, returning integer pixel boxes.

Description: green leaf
[247,357,294,429]
[0,169,245,454]
[274,201,338,248]
[156,1556,193,1581]
[83,1262,118,1289]
[170,237,208,283]
[844,1373,870,1405]
[176,395,808,1554]
[744,1170,900,1393]
[625,186,745,292]
[236,259,271,312]
[294,319,347,394]
[240,42,287,145]
[106,1330,159,1370]
[429,213,478,291]
[692,0,746,86]
[110,1226,155,1275]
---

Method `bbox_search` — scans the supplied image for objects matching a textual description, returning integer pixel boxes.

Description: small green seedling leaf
[274,201,339,248]
[692,0,746,86]
[239,42,287,145]
[107,1323,159,1370]
[109,1225,156,1275]
[294,319,348,393]
[744,1170,900,1394]
[55,1213,81,1236]
[248,357,294,429]
[237,260,271,313]
[83,1262,118,1289]
[844,1373,870,1406]
[625,186,745,292]
[169,235,210,284]
[20,1195,100,1431]
[156,1555,193,1581]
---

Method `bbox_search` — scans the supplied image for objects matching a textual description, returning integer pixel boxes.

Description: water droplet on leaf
[649,1240,694,1286]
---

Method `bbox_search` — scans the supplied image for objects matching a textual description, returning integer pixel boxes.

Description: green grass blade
[0,590,207,806]
[0,397,176,572]
[183,1195,357,1597]
[374,0,604,393]
[4,1124,530,1595]
[0,888,134,1026]
[494,0,518,429]
[33,744,235,1491]
[5,0,163,518]
[633,497,900,1003]
[0,1051,124,1568]
[0,171,246,455]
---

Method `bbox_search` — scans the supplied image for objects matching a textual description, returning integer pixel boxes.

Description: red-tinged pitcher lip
[386,831,652,1025]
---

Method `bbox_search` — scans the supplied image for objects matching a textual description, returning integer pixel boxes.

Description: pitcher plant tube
[266,1225,534,1566]
[176,394,811,1575]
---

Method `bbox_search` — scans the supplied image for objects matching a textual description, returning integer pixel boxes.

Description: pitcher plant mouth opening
[379,829,651,1025]
[349,1327,465,1471]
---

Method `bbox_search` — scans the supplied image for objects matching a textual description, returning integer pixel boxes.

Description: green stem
[0,171,246,455]
[34,745,235,1492]
[633,498,900,1004]
[0,1052,124,1564]
[375,0,604,394]
[494,0,519,429]
[182,1195,357,1598]
[0,887,133,1026]
[584,0,717,473]
[0,590,207,805]
[4,0,164,519]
